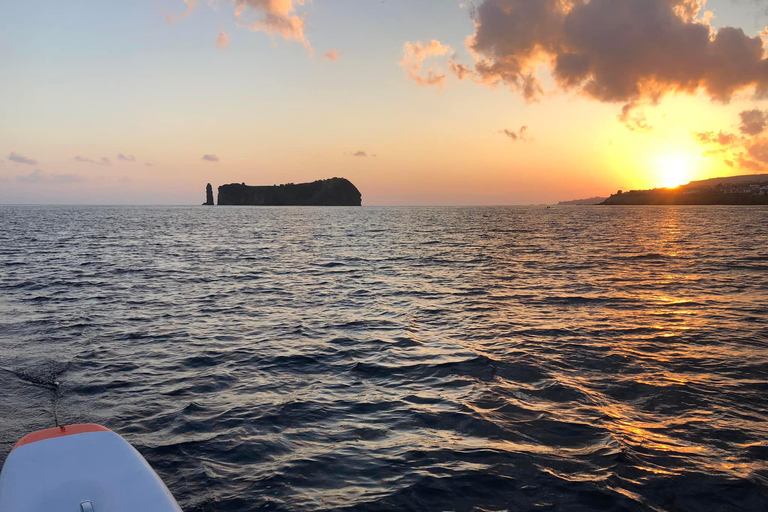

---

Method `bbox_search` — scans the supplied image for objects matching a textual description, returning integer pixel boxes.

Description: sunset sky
[3,0,768,205]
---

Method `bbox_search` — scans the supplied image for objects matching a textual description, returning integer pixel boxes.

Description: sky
[3,0,768,205]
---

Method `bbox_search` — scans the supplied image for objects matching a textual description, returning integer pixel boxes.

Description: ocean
[0,205,767,512]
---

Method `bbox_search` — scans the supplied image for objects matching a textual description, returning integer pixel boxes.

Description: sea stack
[204,183,214,206]
[217,178,362,206]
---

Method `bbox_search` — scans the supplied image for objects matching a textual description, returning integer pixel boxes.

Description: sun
[656,153,694,189]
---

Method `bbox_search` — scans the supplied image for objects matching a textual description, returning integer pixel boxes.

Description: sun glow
[656,153,696,189]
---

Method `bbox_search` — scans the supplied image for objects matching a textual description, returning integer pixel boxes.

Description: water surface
[1,205,767,512]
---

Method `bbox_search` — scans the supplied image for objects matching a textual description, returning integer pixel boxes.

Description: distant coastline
[558,197,608,206]
[601,174,768,205]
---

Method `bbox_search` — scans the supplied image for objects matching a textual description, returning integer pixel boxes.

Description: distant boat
[0,424,181,512]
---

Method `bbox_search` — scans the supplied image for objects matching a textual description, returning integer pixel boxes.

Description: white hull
[0,424,182,512]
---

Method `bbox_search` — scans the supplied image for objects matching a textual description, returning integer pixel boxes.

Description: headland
[601,174,768,205]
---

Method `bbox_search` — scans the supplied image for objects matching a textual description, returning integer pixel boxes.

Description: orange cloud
[232,0,311,52]
[217,32,230,50]
[400,40,452,88]
[323,50,341,62]
[618,102,653,132]
[694,108,768,170]
[168,0,196,24]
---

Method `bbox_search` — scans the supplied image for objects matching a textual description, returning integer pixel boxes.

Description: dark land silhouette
[602,174,768,205]
[216,178,362,206]
[204,183,214,206]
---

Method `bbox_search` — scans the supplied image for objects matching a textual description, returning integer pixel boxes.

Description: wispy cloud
[167,0,196,24]
[500,126,529,142]
[323,50,341,62]
[202,154,220,162]
[694,131,739,146]
[75,155,111,166]
[8,152,37,165]
[217,32,230,50]
[17,169,84,184]
[400,40,452,88]
[169,0,313,53]
[352,151,368,157]
[117,153,136,162]
[618,102,653,133]
[231,0,312,52]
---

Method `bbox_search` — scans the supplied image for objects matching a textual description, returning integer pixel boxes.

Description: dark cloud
[739,109,768,135]
[500,126,529,142]
[465,0,768,106]
[118,153,137,162]
[17,169,84,184]
[75,155,111,166]
[8,152,37,165]
[202,154,220,162]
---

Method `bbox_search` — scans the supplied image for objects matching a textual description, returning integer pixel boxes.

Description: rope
[0,365,64,427]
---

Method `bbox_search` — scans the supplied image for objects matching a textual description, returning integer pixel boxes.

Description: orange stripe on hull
[13,424,110,450]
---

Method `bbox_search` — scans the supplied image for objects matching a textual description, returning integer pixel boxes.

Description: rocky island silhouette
[207,178,362,206]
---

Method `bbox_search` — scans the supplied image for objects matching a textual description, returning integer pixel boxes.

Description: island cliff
[217,178,362,206]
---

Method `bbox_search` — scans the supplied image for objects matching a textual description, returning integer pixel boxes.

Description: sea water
[1,205,766,512]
